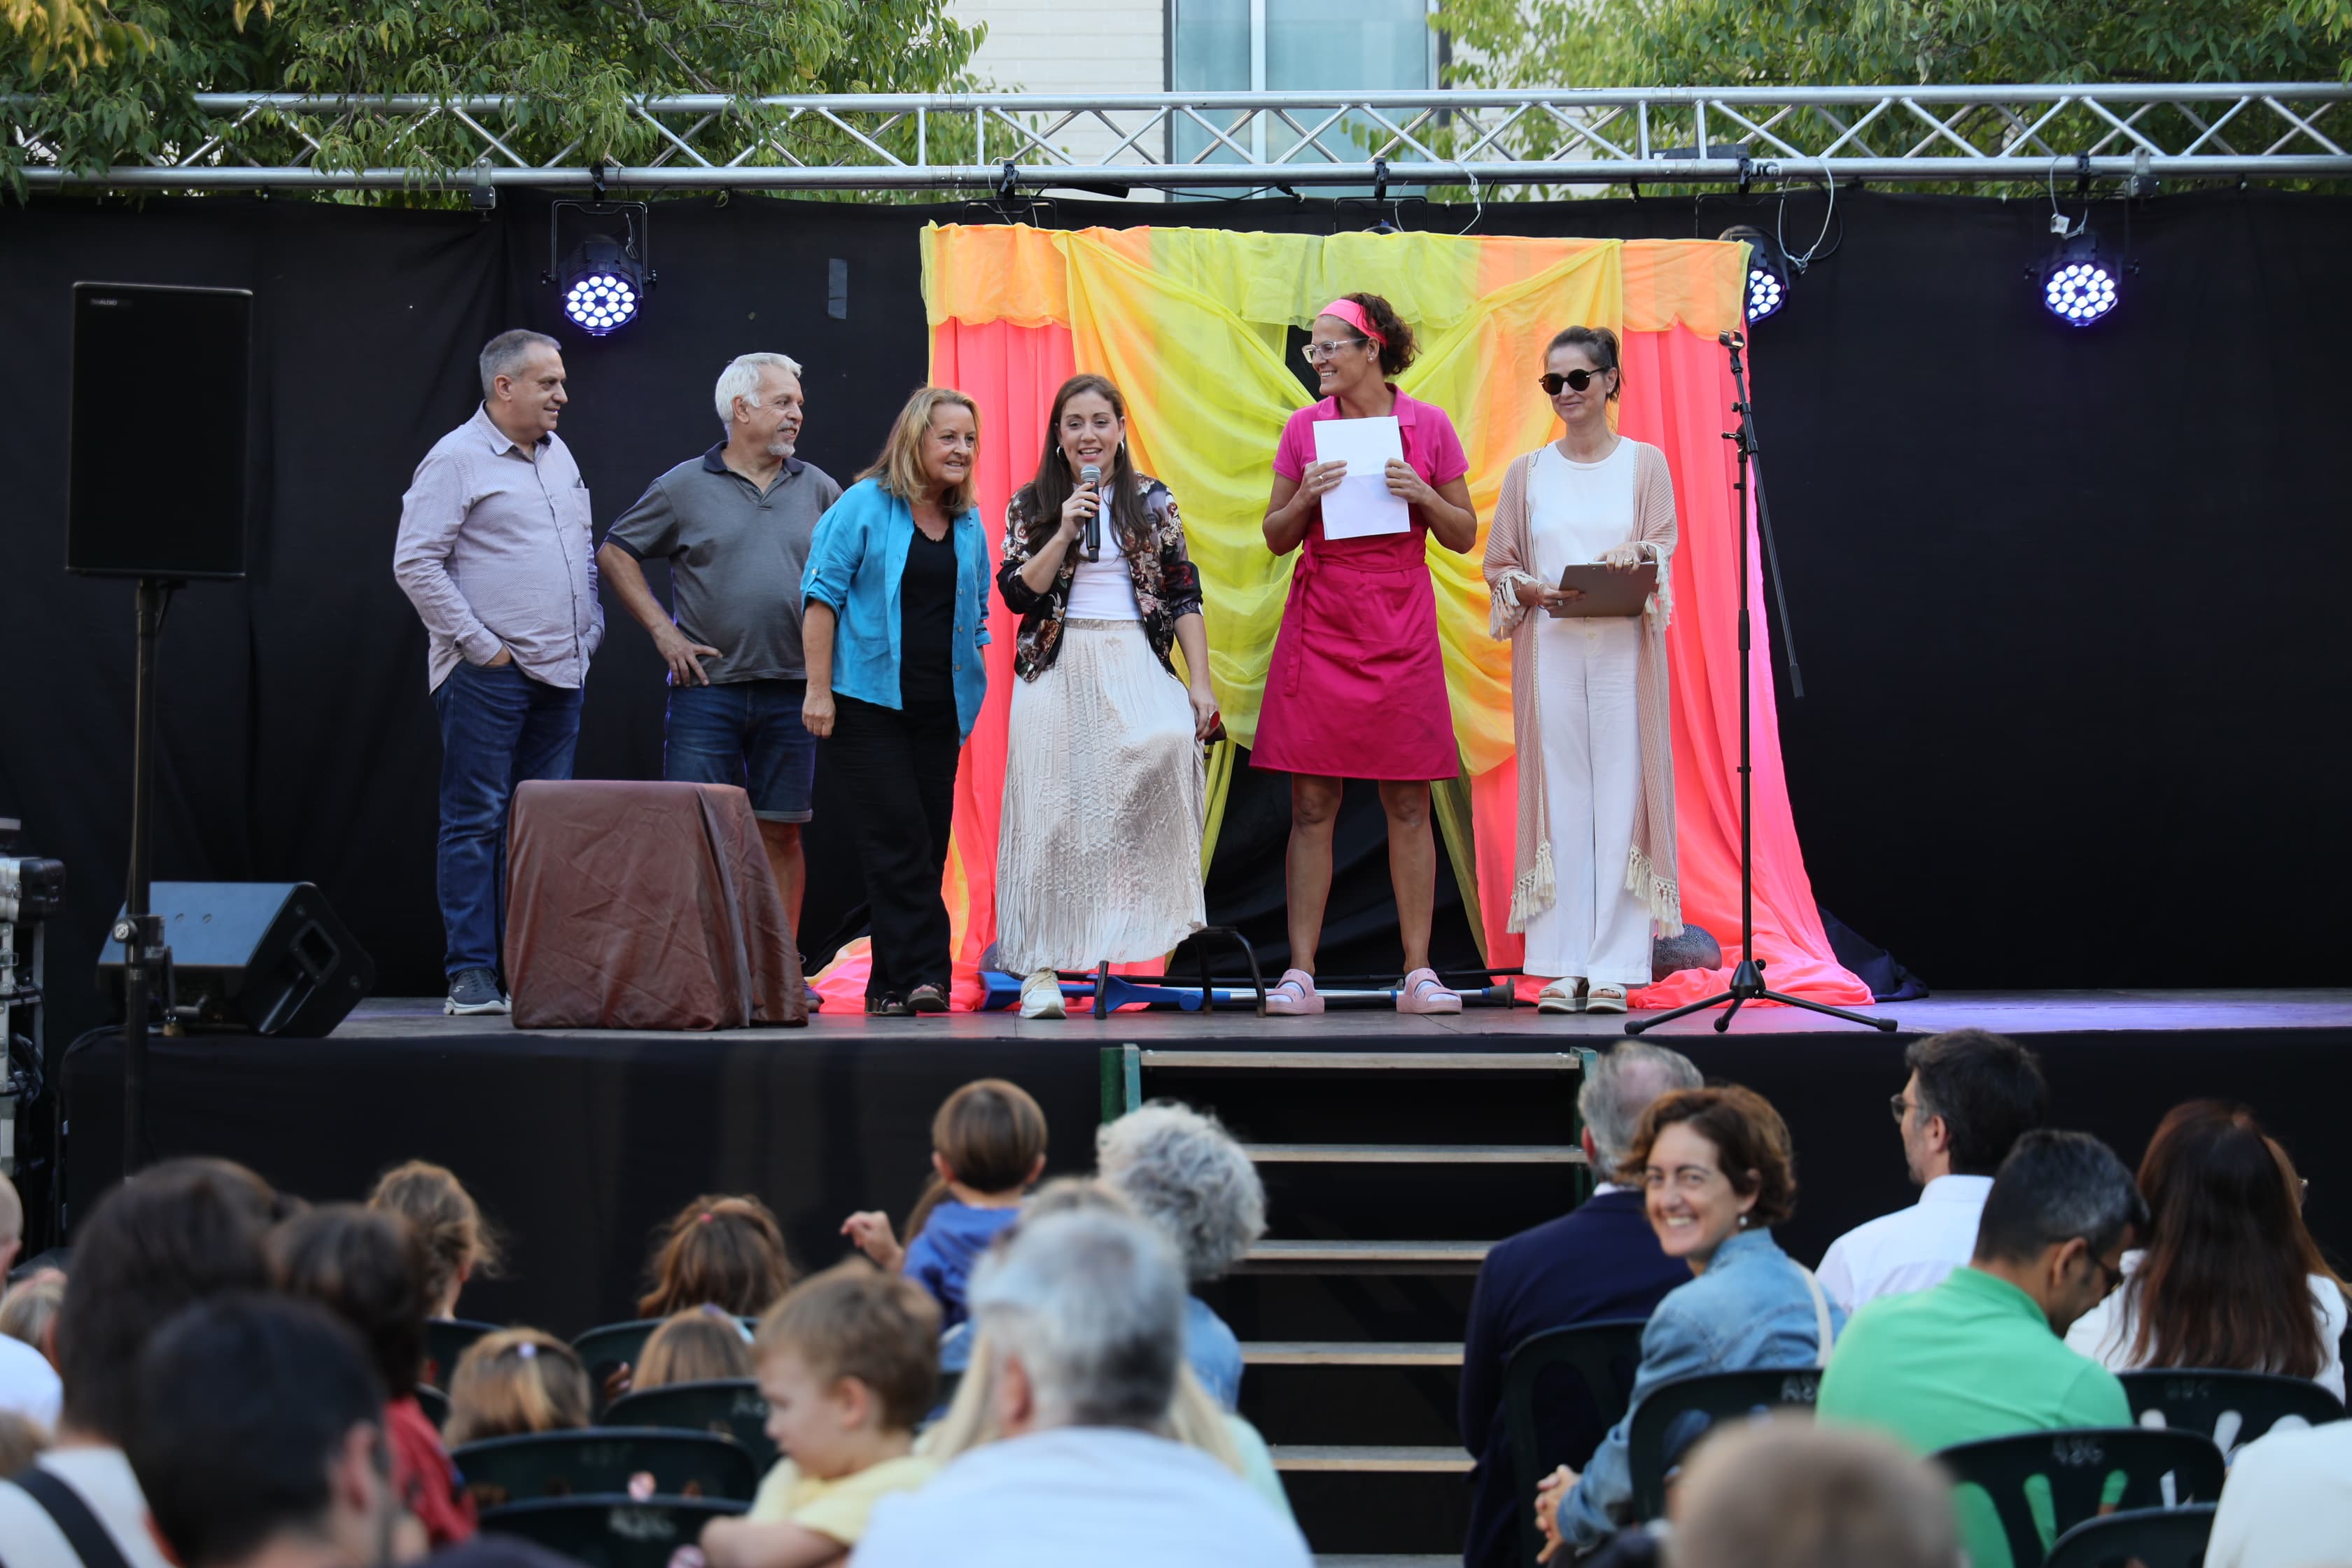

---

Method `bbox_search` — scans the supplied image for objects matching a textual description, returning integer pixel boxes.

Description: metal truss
[8,83,2351,192]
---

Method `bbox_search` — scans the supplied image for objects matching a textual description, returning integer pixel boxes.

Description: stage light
[2039,230,2120,328]
[561,234,643,337]
[1718,225,1788,323]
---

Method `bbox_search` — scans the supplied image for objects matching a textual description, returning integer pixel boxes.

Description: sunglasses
[1539,368,1609,394]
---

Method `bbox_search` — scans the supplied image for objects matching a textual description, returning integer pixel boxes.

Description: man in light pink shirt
[393,330,604,1015]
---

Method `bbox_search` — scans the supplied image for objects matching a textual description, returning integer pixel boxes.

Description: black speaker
[99,882,373,1037]
[68,282,253,579]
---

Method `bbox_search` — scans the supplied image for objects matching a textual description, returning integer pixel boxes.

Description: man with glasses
[1817,1028,2048,1314]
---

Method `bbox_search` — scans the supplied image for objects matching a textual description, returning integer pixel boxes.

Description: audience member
[121,1296,400,1568]
[1817,1029,2047,1315]
[641,1194,796,1320]
[271,1203,477,1546]
[2200,1417,2352,1567]
[1097,1102,1267,1410]
[1,1168,23,1276]
[0,1168,58,1431]
[0,1406,48,1475]
[694,1261,941,1568]
[1667,1414,1961,1568]
[1817,1129,2146,1568]
[637,1305,758,1390]
[368,1158,504,1323]
[856,1210,1312,1567]
[841,1078,1047,1329]
[1536,1086,1842,1562]
[1459,1042,1702,1568]
[2065,1100,2346,1397]
[0,1158,277,1568]
[442,1329,591,1448]
[1,1269,66,1358]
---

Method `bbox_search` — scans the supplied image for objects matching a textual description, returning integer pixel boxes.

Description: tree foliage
[4,0,985,195]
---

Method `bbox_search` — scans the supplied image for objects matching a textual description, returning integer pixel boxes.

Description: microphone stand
[1626,333,1893,1037]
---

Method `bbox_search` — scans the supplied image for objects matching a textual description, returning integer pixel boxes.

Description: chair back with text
[2118,1368,2346,1458]
[1504,1319,1648,1567]
[2043,1504,2218,1568]
[479,1494,748,1568]
[1933,1427,2226,1568]
[424,1317,500,1390]
[452,1428,761,1512]
[603,1379,778,1472]
[1626,1366,1822,1520]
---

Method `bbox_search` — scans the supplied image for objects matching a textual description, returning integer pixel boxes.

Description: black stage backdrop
[6,188,2351,1068]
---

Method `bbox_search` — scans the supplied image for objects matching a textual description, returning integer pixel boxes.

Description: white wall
[950,0,1166,191]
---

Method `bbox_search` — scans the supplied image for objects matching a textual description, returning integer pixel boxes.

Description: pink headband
[1316,298,1386,347]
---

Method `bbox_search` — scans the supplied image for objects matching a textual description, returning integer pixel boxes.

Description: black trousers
[830,693,961,1000]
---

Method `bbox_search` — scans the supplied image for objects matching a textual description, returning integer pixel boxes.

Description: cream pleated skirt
[995,619,1207,973]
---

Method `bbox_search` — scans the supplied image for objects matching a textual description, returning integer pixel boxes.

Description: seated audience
[442,1329,592,1448]
[0,1169,23,1276]
[0,1406,48,1475]
[0,1169,59,1430]
[1097,1102,1266,1409]
[841,1078,1047,1330]
[1459,1042,1702,1568]
[2200,1416,2352,1567]
[0,1158,277,1568]
[272,1203,477,1546]
[120,1296,399,1568]
[1536,1086,1843,1561]
[1667,1414,1961,1568]
[1,1269,66,1358]
[1817,1028,2047,1314]
[2064,1100,2346,1398]
[1816,1129,2146,1568]
[693,1261,941,1568]
[855,1210,1312,1567]
[368,1158,504,1323]
[641,1194,796,1320]
[637,1304,758,1390]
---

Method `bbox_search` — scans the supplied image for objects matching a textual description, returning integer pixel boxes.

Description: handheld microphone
[1079,463,1102,560]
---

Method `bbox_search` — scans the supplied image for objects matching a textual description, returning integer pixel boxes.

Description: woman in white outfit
[995,374,1219,1019]
[1482,327,1681,1014]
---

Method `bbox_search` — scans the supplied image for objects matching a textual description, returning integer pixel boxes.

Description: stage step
[1242,1238,1491,1270]
[1244,1340,1463,1366]
[1245,1141,1583,1164]
[1271,1445,1474,1474]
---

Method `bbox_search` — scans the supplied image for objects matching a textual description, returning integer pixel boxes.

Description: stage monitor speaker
[99,882,374,1037]
[68,282,253,579]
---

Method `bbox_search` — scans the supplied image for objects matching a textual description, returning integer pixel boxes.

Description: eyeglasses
[1888,1094,1913,1126]
[1539,368,1608,394]
[2089,1252,2127,1298]
[1301,336,1371,364]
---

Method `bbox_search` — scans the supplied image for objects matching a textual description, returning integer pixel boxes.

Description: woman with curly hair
[994,374,1217,1019]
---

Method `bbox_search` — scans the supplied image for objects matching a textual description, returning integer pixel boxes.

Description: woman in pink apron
[1255,293,1479,1015]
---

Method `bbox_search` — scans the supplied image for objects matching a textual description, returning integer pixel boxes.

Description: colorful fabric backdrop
[810,223,1869,1011]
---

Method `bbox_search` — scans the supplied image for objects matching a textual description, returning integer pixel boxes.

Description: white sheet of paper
[1311,416,1409,540]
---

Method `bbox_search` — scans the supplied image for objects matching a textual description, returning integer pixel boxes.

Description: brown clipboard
[1546,560,1658,618]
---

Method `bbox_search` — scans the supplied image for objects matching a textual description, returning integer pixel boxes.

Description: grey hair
[969,1210,1185,1432]
[1096,1102,1266,1282]
[1578,1044,1704,1170]
[713,352,805,430]
[478,330,560,398]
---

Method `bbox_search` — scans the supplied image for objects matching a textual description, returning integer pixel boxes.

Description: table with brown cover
[504,780,807,1030]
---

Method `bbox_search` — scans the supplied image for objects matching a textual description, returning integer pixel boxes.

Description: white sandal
[1586,984,1629,1015]
[1536,980,1586,1015]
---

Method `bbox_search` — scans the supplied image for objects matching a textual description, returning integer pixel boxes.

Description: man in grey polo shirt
[599,352,842,935]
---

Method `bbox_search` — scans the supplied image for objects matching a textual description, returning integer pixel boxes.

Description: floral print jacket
[996,474,1205,682]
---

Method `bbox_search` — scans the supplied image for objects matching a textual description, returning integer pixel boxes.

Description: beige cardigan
[1481,439,1683,937]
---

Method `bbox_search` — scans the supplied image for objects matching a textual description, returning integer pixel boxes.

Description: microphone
[1079,463,1102,560]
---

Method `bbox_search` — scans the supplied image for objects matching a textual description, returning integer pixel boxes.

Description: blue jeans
[662,679,817,822]
[433,659,583,978]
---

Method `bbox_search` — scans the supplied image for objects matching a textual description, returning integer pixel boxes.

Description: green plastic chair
[424,1317,499,1390]
[2044,1504,2218,1568]
[1626,1366,1822,1520]
[570,1320,668,1402]
[479,1494,748,1568]
[452,1428,761,1511]
[413,1384,451,1432]
[1933,1427,2226,1568]
[603,1380,778,1473]
[1502,1319,1648,1567]
[2118,1368,2346,1458]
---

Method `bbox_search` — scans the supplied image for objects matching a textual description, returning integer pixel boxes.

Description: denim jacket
[1558,1228,1844,1552]
[800,477,992,741]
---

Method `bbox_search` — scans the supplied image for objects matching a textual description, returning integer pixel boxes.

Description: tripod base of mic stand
[1622,958,1898,1035]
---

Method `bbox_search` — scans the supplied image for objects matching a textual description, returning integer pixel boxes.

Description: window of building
[1168,0,1438,183]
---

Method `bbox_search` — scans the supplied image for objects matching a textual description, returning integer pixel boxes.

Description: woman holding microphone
[1481,327,1681,1015]
[801,386,993,1016]
[1256,293,1478,1016]
[994,374,1219,1019]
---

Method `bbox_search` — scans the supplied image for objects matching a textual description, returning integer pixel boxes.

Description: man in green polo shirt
[1816,1129,2148,1568]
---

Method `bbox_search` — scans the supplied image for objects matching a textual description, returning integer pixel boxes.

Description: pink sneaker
[1265,968,1324,1015]
[1397,967,1462,1014]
